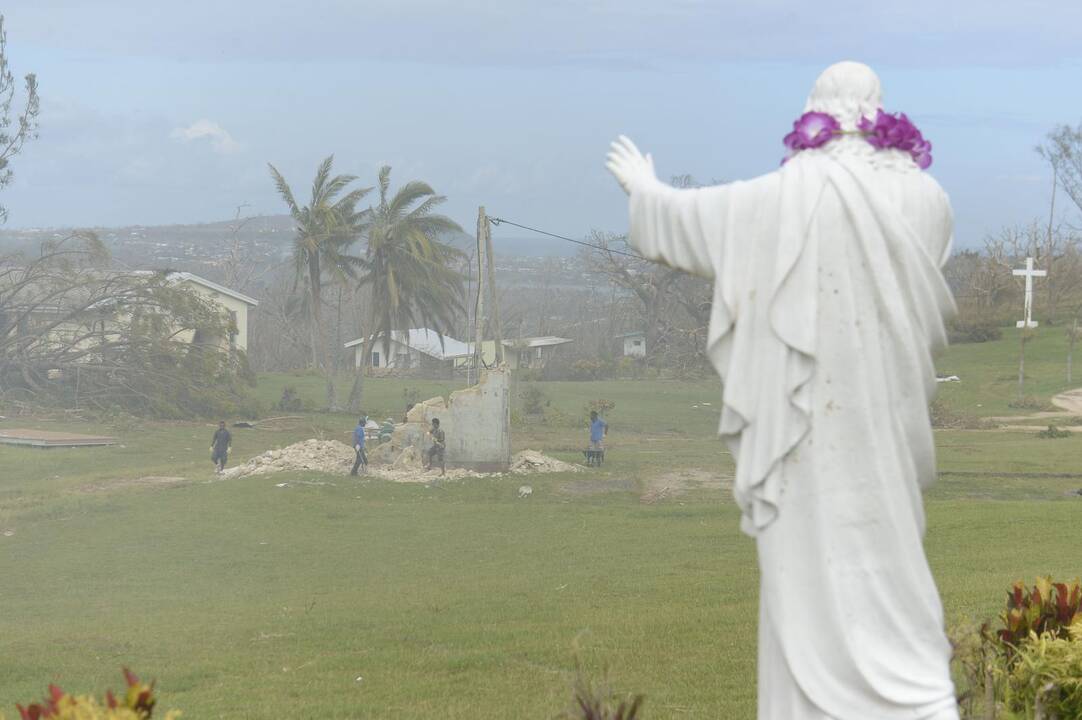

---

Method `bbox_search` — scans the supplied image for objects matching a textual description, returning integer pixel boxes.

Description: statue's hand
[606,135,656,195]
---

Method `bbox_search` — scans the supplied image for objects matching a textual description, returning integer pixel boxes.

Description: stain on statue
[606,61,959,720]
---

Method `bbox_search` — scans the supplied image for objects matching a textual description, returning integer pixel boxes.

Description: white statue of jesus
[606,61,959,720]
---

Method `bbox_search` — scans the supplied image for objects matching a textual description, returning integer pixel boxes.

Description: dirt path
[986,387,1082,423]
[1052,387,1082,415]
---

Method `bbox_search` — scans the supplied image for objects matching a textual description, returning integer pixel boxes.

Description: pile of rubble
[222,439,581,482]
[221,439,354,479]
[510,450,583,474]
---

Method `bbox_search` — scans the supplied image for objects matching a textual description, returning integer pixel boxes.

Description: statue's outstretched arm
[607,135,727,280]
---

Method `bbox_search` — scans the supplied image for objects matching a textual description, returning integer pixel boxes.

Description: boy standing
[351,416,368,476]
[589,411,608,448]
[588,411,607,466]
[210,421,232,474]
[425,418,446,476]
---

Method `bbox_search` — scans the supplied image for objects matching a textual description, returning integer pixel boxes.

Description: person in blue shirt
[589,411,608,454]
[350,416,368,476]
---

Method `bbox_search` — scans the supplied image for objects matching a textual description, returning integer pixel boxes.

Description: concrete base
[372,368,511,472]
[0,429,117,448]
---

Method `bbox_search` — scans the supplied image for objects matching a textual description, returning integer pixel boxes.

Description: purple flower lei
[782,109,933,169]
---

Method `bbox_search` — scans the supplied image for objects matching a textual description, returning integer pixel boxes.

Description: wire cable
[487,216,653,261]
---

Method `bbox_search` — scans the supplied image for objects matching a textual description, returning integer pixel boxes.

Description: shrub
[1004,623,1082,718]
[521,384,549,416]
[947,318,1003,344]
[950,577,1082,719]
[402,386,422,408]
[561,652,644,720]
[544,406,574,428]
[584,399,616,417]
[928,399,997,430]
[8,668,179,720]
[995,577,1082,648]
[275,385,304,412]
[1008,396,1054,411]
[1038,424,1072,439]
[568,359,616,381]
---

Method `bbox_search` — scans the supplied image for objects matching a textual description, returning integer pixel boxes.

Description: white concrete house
[456,336,574,370]
[1,269,258,360]
[345,328,471,373]
[502,336,574,369]
[616,331,646,358]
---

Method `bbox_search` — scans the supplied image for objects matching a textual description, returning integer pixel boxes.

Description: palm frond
[267,163,303,220]
[406,194,447,220]
[387,180,437,218]
[310,154,336,206]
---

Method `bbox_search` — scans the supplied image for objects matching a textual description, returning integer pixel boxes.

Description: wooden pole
[474,207,487,374]
[1018,330,1027,401]
[465,249,473,387]
[484,210,505,365]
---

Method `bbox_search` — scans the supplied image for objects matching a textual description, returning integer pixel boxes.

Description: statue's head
[804,61,882,131]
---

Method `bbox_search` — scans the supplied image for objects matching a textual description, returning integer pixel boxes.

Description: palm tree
[268,155,370,411]
[347,166,465,411]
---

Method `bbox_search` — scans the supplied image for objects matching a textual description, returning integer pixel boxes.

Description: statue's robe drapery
[626,145,959,720]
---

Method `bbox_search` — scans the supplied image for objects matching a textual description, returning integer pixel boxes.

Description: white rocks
[222,439,580,483]
[509,450,582,474]
[221,439,354,479]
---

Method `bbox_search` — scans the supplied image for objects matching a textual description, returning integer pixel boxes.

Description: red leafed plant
[12,668,175,720]
[993,576,1082,649]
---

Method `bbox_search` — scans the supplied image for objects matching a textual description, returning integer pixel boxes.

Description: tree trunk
[1018,332,1027,401]
[645,293,661,367]
[347,336,367,414]
[308,255,337,411]
[1045,170,1058,326]
[1069,318,1077,385]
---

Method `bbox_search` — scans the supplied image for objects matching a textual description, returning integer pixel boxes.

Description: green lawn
[2,372,1082,717]
[935,325,1080,417]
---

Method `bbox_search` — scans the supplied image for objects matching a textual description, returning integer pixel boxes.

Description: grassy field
[3,336,1082,718]
[935,325,1080,417]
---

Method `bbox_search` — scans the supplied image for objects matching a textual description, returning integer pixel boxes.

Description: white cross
[1013,256,1047,329]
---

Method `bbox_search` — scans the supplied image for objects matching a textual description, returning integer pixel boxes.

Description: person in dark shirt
[425,417,446,476]
[210,421,232,474]
[351,416,368,476]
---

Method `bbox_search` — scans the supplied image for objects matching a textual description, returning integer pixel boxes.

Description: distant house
[616,331,646,358]
[460,336,575,371]
[161,272,259,353]
[0,269,258,359]
[345,328,471,375]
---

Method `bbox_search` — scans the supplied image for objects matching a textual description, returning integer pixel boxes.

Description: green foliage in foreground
[952,578,1082,719]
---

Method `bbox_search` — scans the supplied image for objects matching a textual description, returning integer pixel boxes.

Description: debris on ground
[221,439,582,482]
[221,439,354,479]
[509,450,582,474]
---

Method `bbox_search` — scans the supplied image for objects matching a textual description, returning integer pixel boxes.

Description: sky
[2,1,1082,250]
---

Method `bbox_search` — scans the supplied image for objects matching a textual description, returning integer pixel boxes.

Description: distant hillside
[0,215,576,258]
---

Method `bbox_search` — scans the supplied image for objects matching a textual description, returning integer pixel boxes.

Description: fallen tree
[0,233,256,418]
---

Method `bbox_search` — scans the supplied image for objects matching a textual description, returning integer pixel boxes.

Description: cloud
[8,1,1082,68]
[170,119,240,154]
